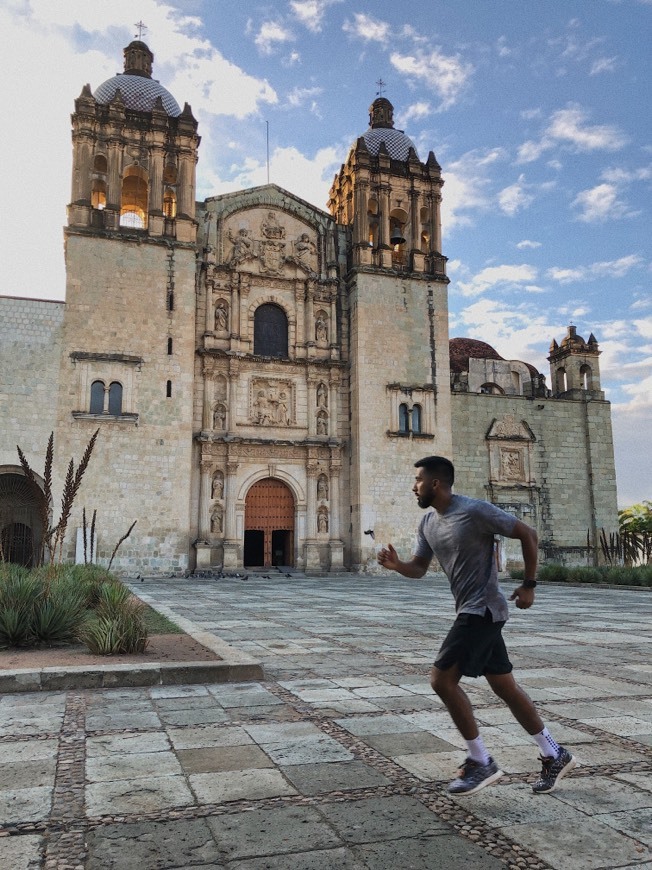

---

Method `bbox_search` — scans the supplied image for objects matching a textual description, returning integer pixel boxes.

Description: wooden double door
[244,478,294,567]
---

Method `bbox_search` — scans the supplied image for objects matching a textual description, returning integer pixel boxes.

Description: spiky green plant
[81,609,148,655]
[0,570,42,647]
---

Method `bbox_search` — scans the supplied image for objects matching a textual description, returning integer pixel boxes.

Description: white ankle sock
[532,727,560,758]
[465,735,491,765]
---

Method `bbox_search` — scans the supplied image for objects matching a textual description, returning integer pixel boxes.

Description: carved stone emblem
[499,447,524,481]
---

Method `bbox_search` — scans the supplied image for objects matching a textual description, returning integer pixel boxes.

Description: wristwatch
[522,578,537,589]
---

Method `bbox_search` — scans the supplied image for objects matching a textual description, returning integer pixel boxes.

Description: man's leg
[485,671,576,793]
[430,665,503,795]
[484,671,543,734]
[430,664,479,739]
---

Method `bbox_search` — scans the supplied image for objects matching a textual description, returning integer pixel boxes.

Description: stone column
[222,460,240,568]
[304,464,321,569]
[196,459,213,568]
[329,462,344,570]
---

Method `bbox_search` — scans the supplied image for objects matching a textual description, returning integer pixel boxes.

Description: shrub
[32,585,88,644]
[538,564,569,582]
[81,609,148,655]
[95,581,133,618]
[0,570,42,647]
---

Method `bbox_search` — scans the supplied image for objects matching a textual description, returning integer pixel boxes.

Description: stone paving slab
[0,574,650,869]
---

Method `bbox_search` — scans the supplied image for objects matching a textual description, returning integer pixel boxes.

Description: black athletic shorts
[434,610,513,678]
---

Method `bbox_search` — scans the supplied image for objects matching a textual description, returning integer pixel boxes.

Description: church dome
[94,40,181,116]
[449,337,504,374]
[361,97,419,161]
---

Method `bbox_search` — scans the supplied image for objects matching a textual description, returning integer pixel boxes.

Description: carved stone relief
[250,378,294,426]
[499,447,525,482]
[224,210,318,278]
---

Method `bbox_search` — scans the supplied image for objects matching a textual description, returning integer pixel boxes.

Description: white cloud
[457,264,538,298]
[547,254,643,283]
[254,21,294,54]
[517,104,627,163]
[290,0,341,33]
[498,175,534,216]
[441,147,506,233]
[571,183,637,222]
[390,48,473,110]
[342,13,391,44]
[590,56,619,75]
[516,240,542,250]
[286,86,323,111]
[396,102,432,127]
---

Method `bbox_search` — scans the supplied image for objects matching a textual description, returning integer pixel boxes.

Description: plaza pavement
[0,572,651,869]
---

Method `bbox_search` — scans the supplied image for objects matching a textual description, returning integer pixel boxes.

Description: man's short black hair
[414,455,455,486]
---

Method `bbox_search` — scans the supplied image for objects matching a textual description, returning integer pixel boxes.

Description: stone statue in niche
[317,474,329,501]
[315,314,328,344]
[210,504,223,535]
[316,410,328,435]
[214,300,229,332]
[213,403,226,430]
[293,233,317,273]
[227,228,254,265]
[317,508,329,534]
[211,471,224,500]
[316,382,328,408]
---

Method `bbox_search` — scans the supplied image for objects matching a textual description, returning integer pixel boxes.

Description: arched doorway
[0,472,46,566]
[244,478,294,567]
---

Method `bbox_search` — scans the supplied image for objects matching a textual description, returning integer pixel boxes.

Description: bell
[390,226,406,245]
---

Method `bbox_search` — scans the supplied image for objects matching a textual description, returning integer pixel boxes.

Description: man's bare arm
[508,519,539,609]
[377,544,431,578]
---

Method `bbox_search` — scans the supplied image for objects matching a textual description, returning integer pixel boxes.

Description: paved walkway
[1,573,651,869]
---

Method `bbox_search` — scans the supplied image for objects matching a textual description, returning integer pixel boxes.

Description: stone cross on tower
[375,78,386,97]
[134,20,147,39]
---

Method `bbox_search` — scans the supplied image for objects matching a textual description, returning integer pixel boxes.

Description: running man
[377,455,576,796]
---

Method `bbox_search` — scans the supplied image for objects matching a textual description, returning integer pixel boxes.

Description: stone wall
[0,296,64,471]
[451,392,618,566]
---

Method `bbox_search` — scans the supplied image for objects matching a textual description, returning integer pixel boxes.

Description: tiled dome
[360,96,419,161]
[94,74,181,116]
[363,127,418,161]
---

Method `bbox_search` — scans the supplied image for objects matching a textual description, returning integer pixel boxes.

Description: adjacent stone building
[0,41,618,573]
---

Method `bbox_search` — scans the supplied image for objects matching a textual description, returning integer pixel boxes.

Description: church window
[90,380,105,414]
[167,290,174,311]
[555,367,567,393]
[167,337,173,355]
[411,404,422,434]
[166,380,172,397]
[163,187,177,219]
[254,304,288,358]
[93,154,108,174]
[120,166,148,229]
[399,403,410,433]
[580,365,592,390]
[108,382,123,415]
[91,179,106,210]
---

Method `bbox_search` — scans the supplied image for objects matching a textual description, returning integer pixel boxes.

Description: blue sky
[1,0,650,507]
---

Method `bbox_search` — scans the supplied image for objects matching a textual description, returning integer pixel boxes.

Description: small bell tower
[548,326,604,399]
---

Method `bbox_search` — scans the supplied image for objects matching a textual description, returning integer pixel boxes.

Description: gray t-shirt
[414,494,517,621]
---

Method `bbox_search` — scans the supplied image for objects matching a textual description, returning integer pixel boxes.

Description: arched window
[556,368,567,393]
[580,365,592,390]
[91,179,106,210]
[120,166,148,229]
[479,383,505,395]
[93,154,108,174]
[411,404,422,434]
[254,304,288,358]
[108,382,123,415]
[399,403,410,433]
[90,380,105,414]
[163,187,177,219]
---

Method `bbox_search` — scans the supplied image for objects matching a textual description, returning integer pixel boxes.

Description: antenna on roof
[134,20,148,40]
[376,78,386,97]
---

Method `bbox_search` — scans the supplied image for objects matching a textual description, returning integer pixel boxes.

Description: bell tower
[329,97,452,568]
[548,326,604,400]
[54,40,201,573]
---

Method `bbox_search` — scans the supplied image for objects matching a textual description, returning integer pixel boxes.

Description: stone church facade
[0,41,618,574]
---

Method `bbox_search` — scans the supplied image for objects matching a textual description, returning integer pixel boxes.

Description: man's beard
[416,494,432,509]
